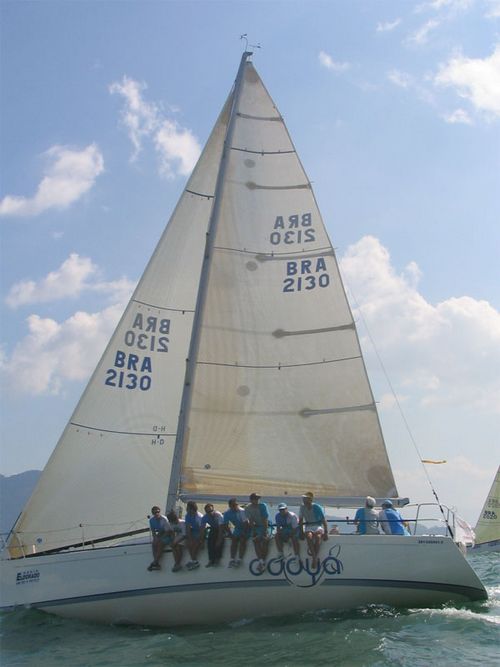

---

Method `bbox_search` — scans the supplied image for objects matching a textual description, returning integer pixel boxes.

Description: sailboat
[0,52,487,627]
[470,467,500,553]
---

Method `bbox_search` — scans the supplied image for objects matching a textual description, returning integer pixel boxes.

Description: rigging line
[15,518,147,534]
[231,147,295,155]
[17,528,150,559]
[70,422,176,437]
[132,298,195,313]
[344,281,455,539]
[185,188,214,199]
[196,354,361,370]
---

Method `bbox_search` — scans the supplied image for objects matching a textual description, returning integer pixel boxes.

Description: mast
[166,51,253,510]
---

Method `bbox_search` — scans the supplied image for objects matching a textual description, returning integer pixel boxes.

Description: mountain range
[0,470,41,536]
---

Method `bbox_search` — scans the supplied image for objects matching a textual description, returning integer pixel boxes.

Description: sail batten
[232,147,295,155]
[237,112,283,121]
[246,181,311,190]
[273,324,355,337]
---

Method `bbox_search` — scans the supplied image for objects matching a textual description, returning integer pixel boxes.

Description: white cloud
[387,69,413,88]
[155,119,202,178]
[2,306,124,395]
[387,69,436,105]
[415,0,473,14]
[109,76,201,178]
[0,144,104,218]
[340,236,500,415]
[406,18,440,45]
[318,51,351,72]
[434,45,500,118]
[109,78,157,161]
[2,254,135,393]
[5,253,135,308]
[485,0,500,18]
[441,108,473,124]
[376,19,401,32]
[6,254,98,308]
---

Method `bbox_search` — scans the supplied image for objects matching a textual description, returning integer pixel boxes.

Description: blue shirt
[245,502,269,526]
[185,511,203,533]
[379,508,409,535]
[149,514,170,534]
[275,510,298,530]
[223,508,247,528]
[201,510,223,529]
[354,507,379,535]
[299,502,325,527]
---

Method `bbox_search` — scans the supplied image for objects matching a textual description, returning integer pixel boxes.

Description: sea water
[1,553,498,667]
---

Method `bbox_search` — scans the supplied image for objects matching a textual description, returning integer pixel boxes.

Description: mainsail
[474,466,500,548]
[8,52,397,557]
[176,56,397,500]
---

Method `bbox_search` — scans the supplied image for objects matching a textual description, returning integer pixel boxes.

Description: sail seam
[195,354,361,370]
[185,188,214,199]
[213,245,334,259]
[231,147,295,155]
[70,422,176,437]
[132,298,195,313]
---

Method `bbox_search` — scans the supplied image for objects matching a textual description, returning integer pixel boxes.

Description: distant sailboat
[0,52,487,627]
[470,467,500,553]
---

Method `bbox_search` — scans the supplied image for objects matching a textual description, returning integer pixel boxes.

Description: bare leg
[152,537,164,565]
[173,542,183,566]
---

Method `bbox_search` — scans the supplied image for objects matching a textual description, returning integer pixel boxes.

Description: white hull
[1,536,486,627]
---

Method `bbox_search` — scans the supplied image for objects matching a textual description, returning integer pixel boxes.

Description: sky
[1,0,499,525]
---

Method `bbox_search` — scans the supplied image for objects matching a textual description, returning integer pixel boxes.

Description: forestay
[179,61,397,500]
